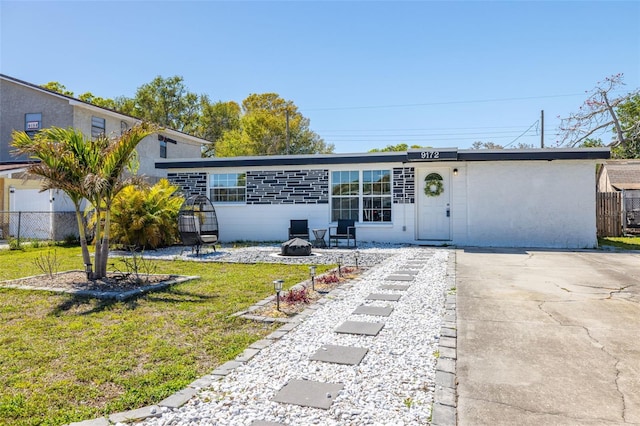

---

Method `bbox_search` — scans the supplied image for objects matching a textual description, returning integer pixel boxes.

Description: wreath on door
[424,173,444,197]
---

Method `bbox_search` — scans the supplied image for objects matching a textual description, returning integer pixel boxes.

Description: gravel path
[140,246,451,426]
[123,242,408,268]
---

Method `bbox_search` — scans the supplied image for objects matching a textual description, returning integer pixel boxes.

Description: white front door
[417,168,451,240]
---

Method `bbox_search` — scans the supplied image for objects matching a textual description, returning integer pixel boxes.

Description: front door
[418,168,451,240]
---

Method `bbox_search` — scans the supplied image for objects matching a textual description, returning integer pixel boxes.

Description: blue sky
[1,1,639,153]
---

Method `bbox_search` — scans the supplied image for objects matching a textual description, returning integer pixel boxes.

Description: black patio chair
[329,219,356,247]
[288,219,310,241]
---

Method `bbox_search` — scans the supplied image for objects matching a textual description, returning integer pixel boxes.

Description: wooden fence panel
[596,192,622,237]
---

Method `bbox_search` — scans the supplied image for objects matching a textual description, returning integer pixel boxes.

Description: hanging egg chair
[178,194,219,255]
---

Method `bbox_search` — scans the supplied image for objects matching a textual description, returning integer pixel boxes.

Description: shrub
[283,287,310,304]
[317,272,340,284]
[108,179,184,249]
[33,248,60,278]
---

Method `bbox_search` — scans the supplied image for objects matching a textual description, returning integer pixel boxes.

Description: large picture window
[210,173,246,203]
[331,170,391,222]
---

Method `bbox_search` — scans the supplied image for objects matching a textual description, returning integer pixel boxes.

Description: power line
[302,89,632,112]
[503,120,540,148]
[303,93,586,112]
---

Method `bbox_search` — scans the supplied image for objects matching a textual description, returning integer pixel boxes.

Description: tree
[88,122,158,278]
[368,143,426,152]
[199,99,241,156]
[471,141,504,149]
[120,76,202,135]
[11,122,157,279]
[558,74,640,149]
[41,81,74,96]
[611,93,640,158]
[214,93,333,157]
[11,127,93,269]
[77,92,117,110]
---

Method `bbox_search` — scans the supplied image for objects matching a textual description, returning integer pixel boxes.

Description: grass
[0,245,333,425]
[598,236,640,250]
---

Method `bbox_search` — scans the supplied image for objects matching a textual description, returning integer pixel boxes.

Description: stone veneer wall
[168,167,413,205]
[393,167,415,204]
[167,172,207,197]
[246,169,329,204]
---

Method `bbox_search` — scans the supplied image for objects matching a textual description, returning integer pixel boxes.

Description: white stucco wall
[458,160,597,248]
[168,157,600,248]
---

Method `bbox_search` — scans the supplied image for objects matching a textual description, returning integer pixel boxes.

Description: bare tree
[559,74,639,148]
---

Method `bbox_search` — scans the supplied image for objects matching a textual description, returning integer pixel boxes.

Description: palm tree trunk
[93,207,104,279]
[73,203,91,271]
[99,205,112,278]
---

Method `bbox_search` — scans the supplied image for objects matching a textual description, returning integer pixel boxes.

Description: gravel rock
[140,246,450,425]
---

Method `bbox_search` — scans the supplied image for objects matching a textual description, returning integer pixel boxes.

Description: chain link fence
[0,211,79,243]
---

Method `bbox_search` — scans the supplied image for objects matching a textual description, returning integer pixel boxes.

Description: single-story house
[158,147,610,249]
[597,160,640,228]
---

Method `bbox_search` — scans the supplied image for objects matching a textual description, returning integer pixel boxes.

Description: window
[25,113,42,136]
[91,116,106,138]
[160,139,167,158]
[362,170,391,222]
[158,135,176,158]
[331,170,392,223]
[210,173,246,203]
[331,171,360,222]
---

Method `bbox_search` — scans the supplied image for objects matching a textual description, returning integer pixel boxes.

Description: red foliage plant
[283,288,310,304]
[317,273,340,284]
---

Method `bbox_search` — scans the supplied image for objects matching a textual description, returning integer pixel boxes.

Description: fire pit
[281,238,313,256]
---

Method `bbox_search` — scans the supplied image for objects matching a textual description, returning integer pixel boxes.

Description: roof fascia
[156,148,610,170]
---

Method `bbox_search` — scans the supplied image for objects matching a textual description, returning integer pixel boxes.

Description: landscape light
[273,279,284,311]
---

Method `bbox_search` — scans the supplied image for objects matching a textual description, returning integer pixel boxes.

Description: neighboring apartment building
[0,74,210,240]
[0,73,208,180]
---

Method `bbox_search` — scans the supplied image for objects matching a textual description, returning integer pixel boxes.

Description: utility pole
[285,109,290,155]
[541,110,545,148]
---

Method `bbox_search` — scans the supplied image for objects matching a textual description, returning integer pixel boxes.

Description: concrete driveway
[455,248,640,425]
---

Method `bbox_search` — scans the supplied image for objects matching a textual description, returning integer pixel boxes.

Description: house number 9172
[420,151,440,159]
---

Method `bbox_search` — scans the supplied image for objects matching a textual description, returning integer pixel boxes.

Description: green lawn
[598,236,640,250]
[0,245,332,425]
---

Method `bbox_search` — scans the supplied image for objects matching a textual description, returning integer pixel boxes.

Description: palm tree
[12,127,94,270]
[89,122,157,277]
[12,122,157,279]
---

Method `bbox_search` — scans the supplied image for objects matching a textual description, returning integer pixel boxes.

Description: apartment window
[160,139,167,158]
[331,169,392,223]
[210,173,246,203]
[25,113,42,136]
[91,116,106,138]
[158,135,176,158]
[362,170,392,222]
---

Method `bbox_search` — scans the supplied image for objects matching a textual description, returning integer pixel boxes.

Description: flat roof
[156,147,610,169]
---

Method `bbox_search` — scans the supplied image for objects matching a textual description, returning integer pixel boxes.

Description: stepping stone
[379,284,411,291]
[335,320,385,336]
[272,379,343,409]
[394,269,419,275]
[365,293,402,302]
[352,305,394,317]
[385,274,415,281]
[310,344,368,365]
